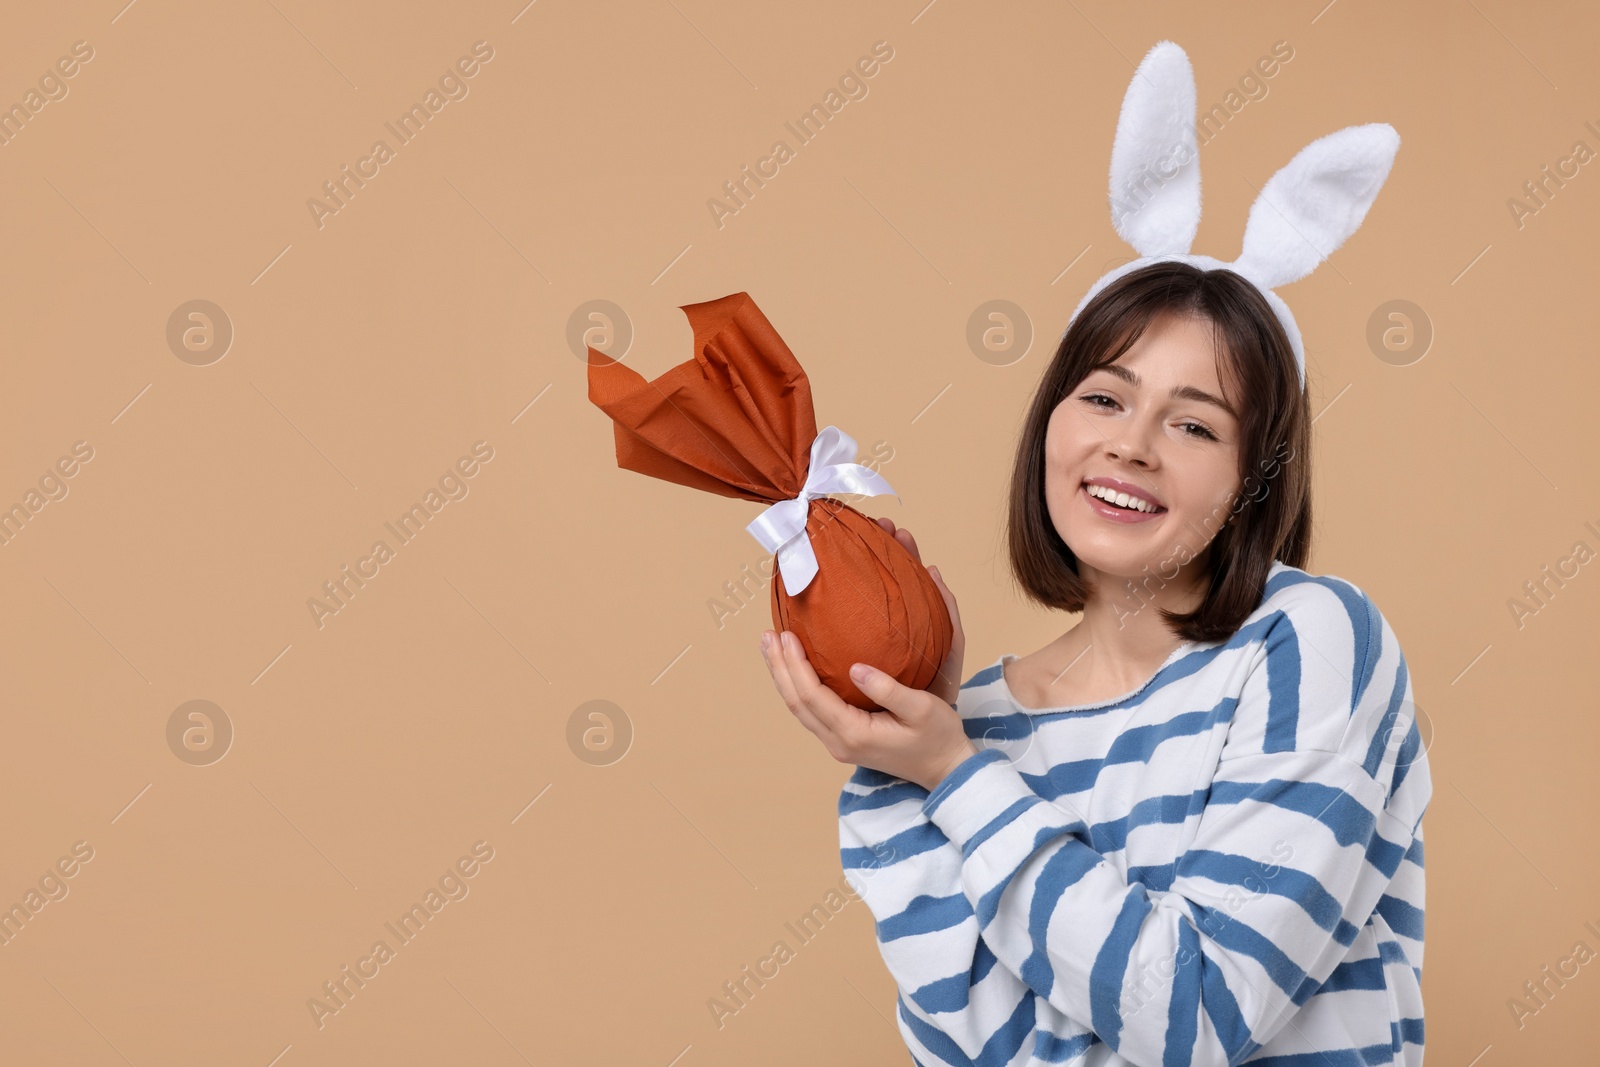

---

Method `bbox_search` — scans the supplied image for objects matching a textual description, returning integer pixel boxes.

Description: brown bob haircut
[1006,260,1312,643]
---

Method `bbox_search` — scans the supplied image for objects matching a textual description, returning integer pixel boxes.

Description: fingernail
[850,663,872,684]
[781,631,795,651]
[929,565,941,581]
[760,632,771,653]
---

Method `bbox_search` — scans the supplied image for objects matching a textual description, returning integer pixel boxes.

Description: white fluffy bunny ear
[1108,40,1201,257]
[1231,123,1400,289]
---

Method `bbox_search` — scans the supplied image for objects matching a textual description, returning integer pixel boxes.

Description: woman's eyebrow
[1093,363,1238,420]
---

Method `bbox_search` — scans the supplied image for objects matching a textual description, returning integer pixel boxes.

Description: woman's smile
[1081,476,1171,524]
[1079,480,1168,524]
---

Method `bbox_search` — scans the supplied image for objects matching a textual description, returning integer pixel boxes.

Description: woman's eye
[1080,394,1217,441]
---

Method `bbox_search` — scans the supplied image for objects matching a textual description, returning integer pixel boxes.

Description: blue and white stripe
[838,560,1430,1066]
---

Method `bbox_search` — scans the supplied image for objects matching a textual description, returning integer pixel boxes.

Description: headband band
[1062,40,1402,390]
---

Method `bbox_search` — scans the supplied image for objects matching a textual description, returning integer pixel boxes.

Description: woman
[759,262,1430,1066]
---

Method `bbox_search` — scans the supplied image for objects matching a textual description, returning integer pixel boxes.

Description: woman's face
[1044,311,1244,590]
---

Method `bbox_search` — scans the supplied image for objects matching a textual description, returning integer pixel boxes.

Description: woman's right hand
[875,516,965,709]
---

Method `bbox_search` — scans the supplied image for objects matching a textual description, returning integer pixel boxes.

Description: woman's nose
[1106,418,1157,466]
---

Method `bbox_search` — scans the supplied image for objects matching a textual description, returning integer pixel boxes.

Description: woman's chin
[1071,550,1163,583]
[1063,529,1180,582]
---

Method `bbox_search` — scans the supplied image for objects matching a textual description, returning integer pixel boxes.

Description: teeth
[1086,483,1160,513]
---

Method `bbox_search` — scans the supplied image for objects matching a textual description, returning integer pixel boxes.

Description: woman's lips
[1080,483,1167,524]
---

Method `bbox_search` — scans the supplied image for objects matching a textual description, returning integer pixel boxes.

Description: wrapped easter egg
[585,291,952,711]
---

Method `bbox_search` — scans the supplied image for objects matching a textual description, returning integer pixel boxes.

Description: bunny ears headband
[1064,40,1402,389]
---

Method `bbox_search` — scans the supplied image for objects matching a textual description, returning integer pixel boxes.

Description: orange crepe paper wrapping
[585,292,953,712]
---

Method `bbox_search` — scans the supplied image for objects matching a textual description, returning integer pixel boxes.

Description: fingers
[777,631,863,738]
[875,516,922,563]
[928,565,964,641]
[758,631,806,715]
[762,630,846,750]
[927,566,965,704]
[876,518,959,701]
[848,660,927,724]
[761,631,838,746]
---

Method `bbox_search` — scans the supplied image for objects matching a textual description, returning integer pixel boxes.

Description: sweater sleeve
[916,586,1432,1067]
[840,764,1079,1066]
[838,585,1431,1066]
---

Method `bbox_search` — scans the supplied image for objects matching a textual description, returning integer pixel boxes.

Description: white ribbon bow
[745,425,898,595]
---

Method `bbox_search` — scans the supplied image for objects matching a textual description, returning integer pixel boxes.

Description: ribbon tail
[776,531,819,594]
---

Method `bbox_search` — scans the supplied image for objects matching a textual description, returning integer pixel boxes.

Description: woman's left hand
[759,556,978,793]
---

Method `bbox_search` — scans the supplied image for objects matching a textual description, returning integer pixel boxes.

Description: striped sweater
[837,561,1430,1066]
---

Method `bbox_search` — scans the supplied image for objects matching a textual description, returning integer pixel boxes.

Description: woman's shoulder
[954,561,1406,704]
[956,655,1010,697]
[1248,562,1415,746]
[1250,559,1398,649]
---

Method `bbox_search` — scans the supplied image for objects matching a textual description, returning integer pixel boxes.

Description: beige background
[0,0,1594,1063]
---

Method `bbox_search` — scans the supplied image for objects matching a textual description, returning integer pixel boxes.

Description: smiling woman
[826,255,1430,1067]
[785,37,1430,1067]
[1014,260,1312,645]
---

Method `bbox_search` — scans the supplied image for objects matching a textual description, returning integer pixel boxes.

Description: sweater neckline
[993,640,1195,714]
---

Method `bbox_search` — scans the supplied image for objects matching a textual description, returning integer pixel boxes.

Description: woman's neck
[1039,560,1210,695]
